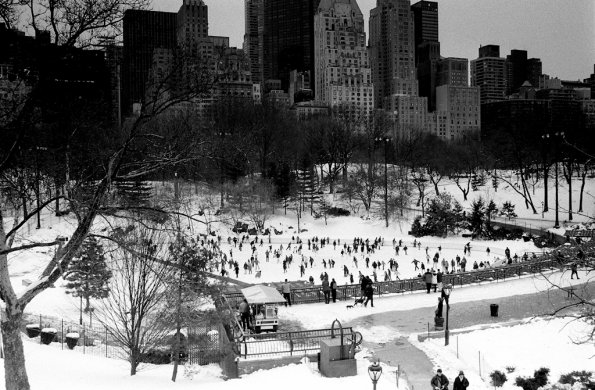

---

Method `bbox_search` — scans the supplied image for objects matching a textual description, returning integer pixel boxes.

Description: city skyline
[153,0,595,81]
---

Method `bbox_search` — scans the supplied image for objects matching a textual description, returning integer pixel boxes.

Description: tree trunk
[579,170,587,212]
[2,310,31,390]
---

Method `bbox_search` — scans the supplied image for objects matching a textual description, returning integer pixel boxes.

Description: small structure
[319,319,359,378]
[241,285,286,333]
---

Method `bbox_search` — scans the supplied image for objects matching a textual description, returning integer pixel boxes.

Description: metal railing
[224,257,564,307]
[235,327,357,360]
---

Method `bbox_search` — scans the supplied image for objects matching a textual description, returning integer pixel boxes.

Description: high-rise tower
[411,0,439,111]
[244,0,264,83]
[314,0,374,115]
[177,0,208,53]
[122,10,177,115]
[471,45,507,103]
[369,0,418,105]
[261,0,321,92]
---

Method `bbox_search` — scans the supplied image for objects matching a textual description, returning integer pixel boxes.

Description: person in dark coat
[431,369,449,390]
[322,277,331,304]
[424,270,432,293]
[363,277,374,307]
[330,278,338,302]
[453,371,469,390]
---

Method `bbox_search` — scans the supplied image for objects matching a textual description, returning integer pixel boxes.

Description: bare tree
[97,225,174,375]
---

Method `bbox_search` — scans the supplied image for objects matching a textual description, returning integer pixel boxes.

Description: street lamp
[442,283,453,346]
[375,136,391,228]
[368,360,383,390]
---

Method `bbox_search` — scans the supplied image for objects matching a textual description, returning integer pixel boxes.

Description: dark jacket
[431,374,449,390]
[322,279,330,292]
[453,376,469,390]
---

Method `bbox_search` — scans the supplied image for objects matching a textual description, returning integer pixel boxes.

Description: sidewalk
[355,279,595,390]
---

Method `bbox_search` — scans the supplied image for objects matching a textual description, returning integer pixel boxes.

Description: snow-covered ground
[414,317,595,390]
[2,174,595,389]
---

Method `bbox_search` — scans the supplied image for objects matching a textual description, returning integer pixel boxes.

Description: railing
[235,327,357,360]
[224,257,564,307]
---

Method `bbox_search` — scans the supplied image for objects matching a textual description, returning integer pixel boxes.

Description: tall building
[471,45,506,104]
[244,0,264,83]
[586,65,595,99]
[262,0,321,92]
[411,1,439,111]
[437,57,468,87]
[122,9,177,115]
[177,0,208,53]
[411,1,438,63]
[505,49,543,94]
[314,0,374,117]
[369,0,418,105]
[435,85,480,140]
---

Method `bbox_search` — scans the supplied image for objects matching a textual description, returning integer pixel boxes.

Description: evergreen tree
[500,201,518,219]
[65,237,112,312]
[486,200,499,231]
[469,198,486,235]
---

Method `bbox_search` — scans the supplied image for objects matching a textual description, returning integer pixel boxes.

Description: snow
[2,174,595,389]
[413,317,595,390]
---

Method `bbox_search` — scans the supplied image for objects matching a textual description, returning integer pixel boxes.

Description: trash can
[490,304,499,317]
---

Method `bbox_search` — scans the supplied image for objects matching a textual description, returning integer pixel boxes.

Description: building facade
[435,84,480,140]
[471,45,506,104]
[437,57,468,87]
[244,0,264,83]
[261,0,321,92]
[314,0,374,118]
[122,9,177,115]
[369,0,418,106]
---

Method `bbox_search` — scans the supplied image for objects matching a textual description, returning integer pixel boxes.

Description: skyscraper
[411,1,439,111]
[261,0,321,92]
[437,57,468,87]
[471,45,506,104]
[505,49,543,94]
[177,0,208,54]
[314,0,374,115]
[122,10,177,115]
[244,0,264,83]
[369,0,418,105]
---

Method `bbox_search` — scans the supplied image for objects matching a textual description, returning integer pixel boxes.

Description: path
[353,279,595,390]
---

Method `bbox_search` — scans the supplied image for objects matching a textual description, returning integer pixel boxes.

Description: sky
[153,0,595,81]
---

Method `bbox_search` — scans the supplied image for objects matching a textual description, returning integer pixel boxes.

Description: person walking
[239,299,251,331]
[424,269,432,293]
[453,371,469,390]
[282,279,292,306]
[322,276,331,304]
[363,276,374,307]
[431,368,449,390]
[330,278,338,302]
[431,270,438,293]
[570,262,580,279]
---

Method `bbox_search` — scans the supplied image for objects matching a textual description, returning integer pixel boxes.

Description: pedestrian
[453,371,469,390]
[331,278,338,302]
[322,276,331,304]
[437,270,443,291]
[570,262,580,279]
[239,298,251,331]
[431,368,449,390]
[424,270,432,294]
[363,276,374,307]
[282,279,292,306]
[431,270,438,293]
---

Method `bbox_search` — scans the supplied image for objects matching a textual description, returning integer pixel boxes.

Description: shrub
[516,367,550,390]
[559,371,595,390]
[326,207,350,217]
[506,366,516,374]
[490,370,508,388]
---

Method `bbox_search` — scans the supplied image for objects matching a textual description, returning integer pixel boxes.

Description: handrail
[330,319,345,359]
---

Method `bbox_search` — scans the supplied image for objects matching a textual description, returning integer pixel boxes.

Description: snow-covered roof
[241,285,286,304]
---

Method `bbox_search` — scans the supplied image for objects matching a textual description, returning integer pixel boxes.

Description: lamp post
[542,133,564,228]
[442,284,452,346]
[368,360,383,390]
[540,134,550,213]
[375,136,391,228]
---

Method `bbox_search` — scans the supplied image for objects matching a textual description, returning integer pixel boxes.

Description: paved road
[351,279,595,390]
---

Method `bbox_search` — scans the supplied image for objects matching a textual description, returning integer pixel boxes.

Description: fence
[224,257,564,307]
[234,327,357,360]
[18,312,222,366]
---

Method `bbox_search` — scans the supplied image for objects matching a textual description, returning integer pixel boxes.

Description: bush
[326,207,350,217]
[559,371,595,390]
[490,370,508,387]
[516,367,550,390]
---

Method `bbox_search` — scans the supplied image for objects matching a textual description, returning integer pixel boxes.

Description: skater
[424,269,432,293]
[412,258,420,270]
[570,262,580,279]
[322,276,331,304]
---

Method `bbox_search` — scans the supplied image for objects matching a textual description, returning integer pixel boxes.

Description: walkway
[353,279,595,390]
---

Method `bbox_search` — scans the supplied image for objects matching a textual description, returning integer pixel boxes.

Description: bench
[566,286,576,299]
